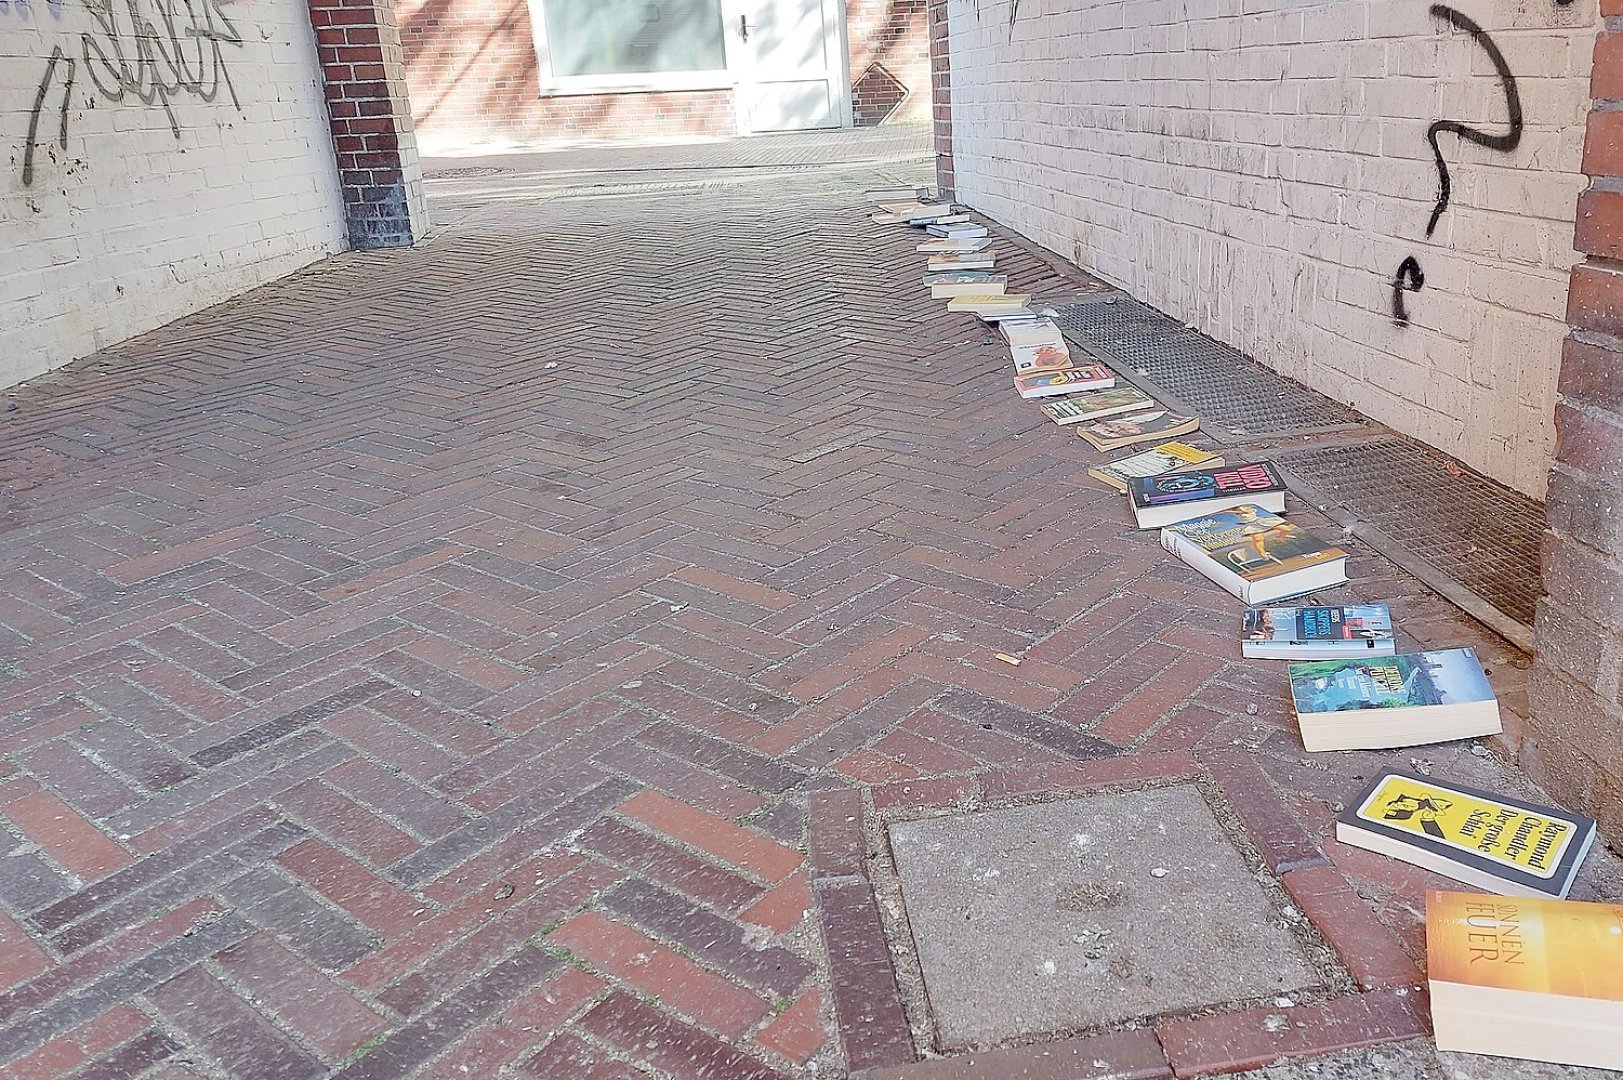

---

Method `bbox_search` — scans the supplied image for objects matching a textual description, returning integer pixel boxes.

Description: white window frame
[528,0,738,96]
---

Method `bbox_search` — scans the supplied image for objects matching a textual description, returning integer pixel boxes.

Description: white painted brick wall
[947,0,1596,497]
[2,0,345,387]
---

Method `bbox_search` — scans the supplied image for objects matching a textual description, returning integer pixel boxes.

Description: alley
[1,133,1619,1079]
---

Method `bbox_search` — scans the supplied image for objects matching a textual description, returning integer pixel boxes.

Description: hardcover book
[1076,409,1200,451]
[1039,387,1157,426]
[1339,770,1595,898]
[1128,461,1287,529]
[1428,890,1623,1070]
[1160,504,1348,605]
[1287,647,1501,751]
[1241,603,1395,660]
[1088,442,1223,492]
[1014,365,1115,400]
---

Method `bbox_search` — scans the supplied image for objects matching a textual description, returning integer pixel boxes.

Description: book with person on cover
[1014,365,1115,399]
[1088,442,1223,492]
[925,272,1006,298]
[1161,504,1348,605]
[1076,409,1200,451]
[1288,647,1501,751]
[1339,770,1595,898]
[1039,387,1157,426]
[1428,890,1623,1070]
[1128,461,1287,529]
[1241,603,1395,660]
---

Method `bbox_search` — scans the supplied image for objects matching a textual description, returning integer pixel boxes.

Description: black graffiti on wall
[1385,3,1569,325]
[21,0,244,186]
[1391,256,1425,324]
[1390,4,1527,326]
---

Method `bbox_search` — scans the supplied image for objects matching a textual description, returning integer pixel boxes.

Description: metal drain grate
[1273,437,1543,629]
[1053,296,1361,441]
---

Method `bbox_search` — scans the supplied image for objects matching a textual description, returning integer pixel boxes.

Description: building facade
[397,0,931,153]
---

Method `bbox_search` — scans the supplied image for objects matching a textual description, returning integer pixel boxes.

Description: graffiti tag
[21,0,244,186]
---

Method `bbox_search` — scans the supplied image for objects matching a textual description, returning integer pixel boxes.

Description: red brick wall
[847,0,930,126]
[399,0,928,149]
[925,0,952,197]
[308,0,430,247]
[1531,10,1623,845]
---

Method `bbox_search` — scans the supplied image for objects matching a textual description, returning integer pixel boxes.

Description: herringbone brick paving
[2,137,1620,1078]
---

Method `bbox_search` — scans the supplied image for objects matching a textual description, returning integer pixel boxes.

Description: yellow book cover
[947,293,1029,311]
[1428,890,1623,999]
[1337,769,1594,897]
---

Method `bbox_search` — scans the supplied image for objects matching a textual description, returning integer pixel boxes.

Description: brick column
[307,0,429,249]
[926,0,955,199]
[1531,15,1623,842]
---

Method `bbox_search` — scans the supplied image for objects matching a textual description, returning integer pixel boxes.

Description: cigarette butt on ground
[994,652,1023,667]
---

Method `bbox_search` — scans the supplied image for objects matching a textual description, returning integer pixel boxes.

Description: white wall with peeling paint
[946,0,1596,497]
[1,0,345,387]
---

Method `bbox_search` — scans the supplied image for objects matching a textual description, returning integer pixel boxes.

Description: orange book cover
[1427,890,1623,1000]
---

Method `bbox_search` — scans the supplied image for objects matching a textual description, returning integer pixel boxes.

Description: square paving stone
[888,784,1319,1049]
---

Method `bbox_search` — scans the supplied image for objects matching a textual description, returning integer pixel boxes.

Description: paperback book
[866,186,930,203]
[1428,890,1623,1070]
[925,272,1006,298]
[947,293,1030,316]
[1128,461,1287,529]
[1014,365,1115,399]
[1287,647,1501,751]
[900,203,961,224]
[1076,409,1200,451]
[927,223,988,238]
[1088,442,1223,492]
[928,253,995,271]
[1241,603,1395,660]
[1039,387,1157,426]
[918,237,992,253]
[1001,318,1062,346]
[1010,338,1072,375]
[1338,769,1595,898]
[1161,504,1348,605]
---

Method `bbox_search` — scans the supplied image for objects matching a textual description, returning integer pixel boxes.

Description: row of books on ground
[866,187,1621,1071]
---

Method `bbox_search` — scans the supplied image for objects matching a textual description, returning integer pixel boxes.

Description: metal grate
[1052,296,1361,441]
[1273,437,1543,628]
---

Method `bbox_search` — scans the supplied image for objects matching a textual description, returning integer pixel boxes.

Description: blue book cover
[1289,647,1494,713]
[1245,603,1393,645]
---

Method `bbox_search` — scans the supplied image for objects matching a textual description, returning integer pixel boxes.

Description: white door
[728,0,848,133]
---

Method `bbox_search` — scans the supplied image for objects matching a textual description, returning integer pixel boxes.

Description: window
[535,0,731,93]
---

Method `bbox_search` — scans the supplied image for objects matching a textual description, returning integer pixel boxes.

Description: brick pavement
[1,135,1621,1078]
